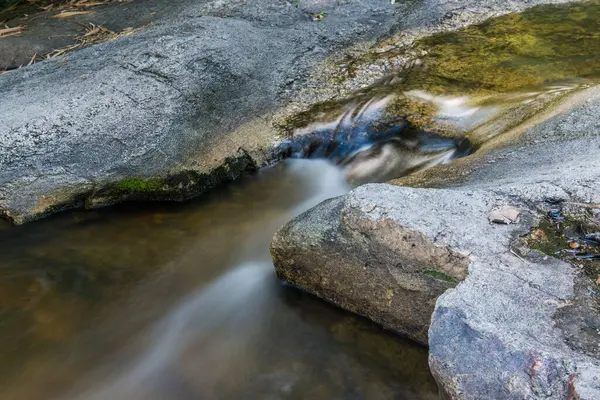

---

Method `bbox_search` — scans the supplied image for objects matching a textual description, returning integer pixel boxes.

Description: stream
[0,83,575,399]
[0,160,438,399]
[1,1,600,399]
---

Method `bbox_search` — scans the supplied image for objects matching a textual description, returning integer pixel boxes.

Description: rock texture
[271,86,600,399]
[271,194,469,345]
[0,0,580,224]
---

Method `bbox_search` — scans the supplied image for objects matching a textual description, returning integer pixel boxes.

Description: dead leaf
[53,11,95,19]
[489,206,521,224]
[531,229,546,240]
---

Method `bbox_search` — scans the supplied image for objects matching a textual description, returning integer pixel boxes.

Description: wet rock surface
[273,94,474,184]
[0,0,583,224]
[0,0,394,223]
[271,87,600,398]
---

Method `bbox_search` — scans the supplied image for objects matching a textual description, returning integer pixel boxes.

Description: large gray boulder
[0,0,578,224]
[271,192,469,345]
[271,85,600,399]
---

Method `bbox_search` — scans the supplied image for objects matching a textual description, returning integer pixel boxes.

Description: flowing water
[2,2,600,399]
[0,161,437,400]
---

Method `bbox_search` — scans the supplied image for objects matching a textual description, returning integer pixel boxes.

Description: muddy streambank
[0,0,591,225]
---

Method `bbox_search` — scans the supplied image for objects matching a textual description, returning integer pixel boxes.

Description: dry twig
[0,25,26,38]
[45,23,137,59]
[53,10,94,18]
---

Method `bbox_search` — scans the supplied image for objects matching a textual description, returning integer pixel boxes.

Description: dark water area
[0,161,437,399]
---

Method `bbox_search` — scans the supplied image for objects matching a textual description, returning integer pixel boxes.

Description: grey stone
[271,87,600,398]
[271,193,469,345]
[0,0,580,224]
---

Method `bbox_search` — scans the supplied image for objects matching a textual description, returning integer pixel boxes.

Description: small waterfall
[274,94,473,184]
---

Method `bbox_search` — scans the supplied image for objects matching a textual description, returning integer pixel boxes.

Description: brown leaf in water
[531,229,546,240]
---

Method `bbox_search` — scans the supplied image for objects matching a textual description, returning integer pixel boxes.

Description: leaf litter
[45,23,138,59]
[0,24,25,37]
[528,205,600,286]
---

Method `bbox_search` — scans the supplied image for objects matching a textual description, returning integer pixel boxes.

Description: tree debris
[0,25,25,38]
[53,10,95,18]
[45,24,137,59]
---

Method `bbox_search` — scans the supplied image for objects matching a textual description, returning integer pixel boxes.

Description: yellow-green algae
[285,1,600,148]
[410,2,600,93]
[352,1,600,95]
[285,2,600,190]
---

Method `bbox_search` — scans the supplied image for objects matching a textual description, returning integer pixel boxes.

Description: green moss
[113,178,165,192]
[103,153,256,201]
[423,270,458,285]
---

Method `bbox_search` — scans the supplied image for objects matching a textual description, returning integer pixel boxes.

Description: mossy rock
[113,178,166,193]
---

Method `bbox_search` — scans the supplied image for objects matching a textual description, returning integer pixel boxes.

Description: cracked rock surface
[271,87,600,398]
[0,0,577,224]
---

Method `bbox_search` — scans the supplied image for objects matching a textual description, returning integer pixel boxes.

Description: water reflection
[0,160,437,399]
